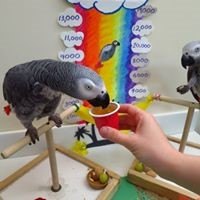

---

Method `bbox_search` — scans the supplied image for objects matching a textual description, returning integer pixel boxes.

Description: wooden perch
[179,107,195,152]
[1,105,78,159]
[45,129,61,192]
[167,135,200,149]
[153,94,200,109]
[153,94,200,152]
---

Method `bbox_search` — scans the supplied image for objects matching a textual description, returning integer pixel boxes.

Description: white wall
[0,0,200,131]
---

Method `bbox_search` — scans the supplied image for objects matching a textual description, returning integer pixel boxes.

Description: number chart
[57,0,157,104]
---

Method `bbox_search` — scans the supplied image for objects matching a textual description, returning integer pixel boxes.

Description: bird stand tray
[127,159,199,200]
[0,144,120,200]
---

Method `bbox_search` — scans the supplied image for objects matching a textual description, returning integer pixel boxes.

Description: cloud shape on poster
[67,0,149,14]
[132,20,154,36]
[68,0,96,9]
[131,37,152,53]
[58,8,82,27]
[131,54,149,68]
[128,84,149,98]
[58,48,84,62]
[136,4,157,18]
[60,31,84,47]
[129,68,150,83]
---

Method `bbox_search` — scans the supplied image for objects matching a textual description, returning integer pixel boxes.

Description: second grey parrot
[3,59,110,143]
[177,41,200,102]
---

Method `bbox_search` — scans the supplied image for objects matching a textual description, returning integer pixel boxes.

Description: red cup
[89,102,120,130]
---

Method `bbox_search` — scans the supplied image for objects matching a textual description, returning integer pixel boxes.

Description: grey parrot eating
[177,41,200,102]
[3,59,110,143]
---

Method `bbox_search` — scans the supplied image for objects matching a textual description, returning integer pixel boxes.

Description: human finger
[99,126,136,148]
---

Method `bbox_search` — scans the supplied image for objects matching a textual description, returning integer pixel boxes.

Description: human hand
[99,104,178,173]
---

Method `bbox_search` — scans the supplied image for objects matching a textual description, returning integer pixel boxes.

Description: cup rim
[89,102,120,118]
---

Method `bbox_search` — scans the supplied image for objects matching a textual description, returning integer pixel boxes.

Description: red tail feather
[4,105,11,115]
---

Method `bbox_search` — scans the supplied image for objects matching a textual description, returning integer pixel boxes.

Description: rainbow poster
[58,1,157,104]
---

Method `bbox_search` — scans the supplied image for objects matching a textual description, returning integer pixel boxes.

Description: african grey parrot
[3,59,110,143]
[96,40,120,68]
[177,41,200,102]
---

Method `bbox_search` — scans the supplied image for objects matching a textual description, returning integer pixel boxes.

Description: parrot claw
[176,85,189,94]
[25,126,39,144]
[48,114,62,127]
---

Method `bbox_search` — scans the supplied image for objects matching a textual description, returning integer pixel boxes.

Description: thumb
[99,126,133,147]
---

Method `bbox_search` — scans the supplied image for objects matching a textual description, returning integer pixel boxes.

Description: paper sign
[58,47,84,62]
[131,54,149,68]
[136,4,157,18]
[60,31,84,47]
[67,0,148,14]
[132,20,153,36]
[129,68,150,83]
[58,8,82,27]
[128,84,149,98]
[131,37,151,53]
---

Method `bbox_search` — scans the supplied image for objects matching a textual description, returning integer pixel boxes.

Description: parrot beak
[88,92,110,108]
[181,54,195,68]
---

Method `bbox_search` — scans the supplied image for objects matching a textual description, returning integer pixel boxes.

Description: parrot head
[181,41,200,68]
[112,40,120,47]
[75,77,110,108]
[63,64,110,109]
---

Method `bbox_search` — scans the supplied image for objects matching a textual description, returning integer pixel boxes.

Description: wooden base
[127,159,199,200]
[0,150,48,191]
[0,145,120,200]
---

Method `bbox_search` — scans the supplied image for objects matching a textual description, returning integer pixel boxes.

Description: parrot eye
[85,84,93,91]
[195,47,200,53]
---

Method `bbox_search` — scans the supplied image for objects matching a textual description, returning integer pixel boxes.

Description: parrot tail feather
[4,105,11,115]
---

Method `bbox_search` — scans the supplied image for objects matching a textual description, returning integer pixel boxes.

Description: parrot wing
[3,69,37,106]
[187,68,200,102]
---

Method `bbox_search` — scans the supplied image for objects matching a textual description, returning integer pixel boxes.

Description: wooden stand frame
[0,104,120,200]
[1,95,200,199]
[0,144,120,200]
[153,94,200,152]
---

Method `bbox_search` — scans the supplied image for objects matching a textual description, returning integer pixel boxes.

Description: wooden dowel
[1,105,78,159]
[153,94,200,109]
[45,129,61,192]
[0,150,48,191]
[55,144,120,180]
[167,135,200,150]
[179,107,195,152]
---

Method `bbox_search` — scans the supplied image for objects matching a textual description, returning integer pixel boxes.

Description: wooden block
[96,178,119,200]
[127,169,199,200]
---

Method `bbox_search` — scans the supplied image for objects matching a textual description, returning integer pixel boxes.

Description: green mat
[111,177,169,200]
[111,177,138,200]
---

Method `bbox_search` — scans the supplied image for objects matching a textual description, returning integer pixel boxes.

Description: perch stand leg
[179,107,195,152]
[45,129,61,192]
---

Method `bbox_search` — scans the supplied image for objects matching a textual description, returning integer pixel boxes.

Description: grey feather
[3,59,109,143]
[177,41,200,102]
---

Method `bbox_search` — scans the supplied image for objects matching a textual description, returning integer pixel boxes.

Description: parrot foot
[25,126,39,144]
[176,85,189,94]
[48,114,62,127]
